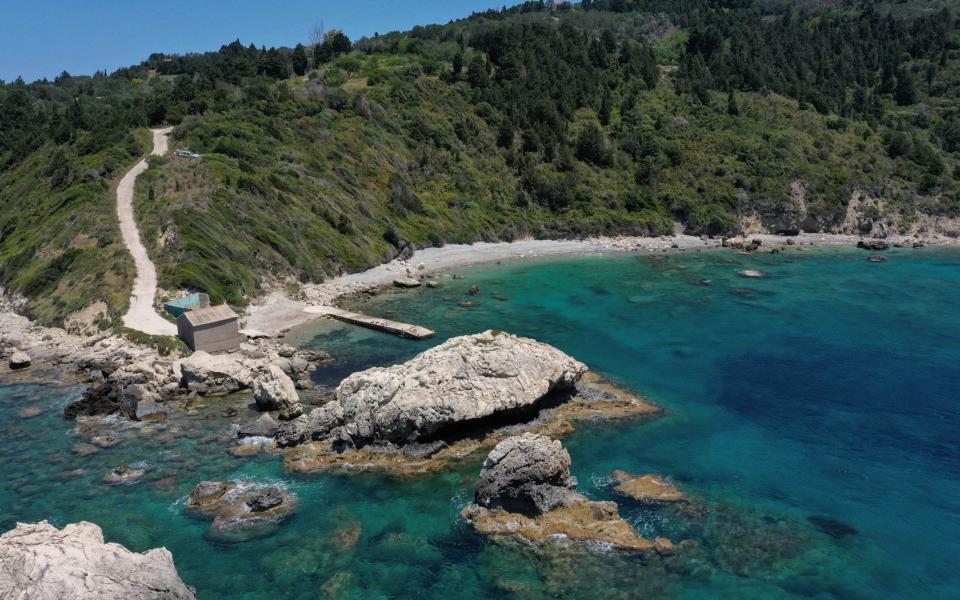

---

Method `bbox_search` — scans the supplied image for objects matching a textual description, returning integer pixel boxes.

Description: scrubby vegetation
[3,0,960,322]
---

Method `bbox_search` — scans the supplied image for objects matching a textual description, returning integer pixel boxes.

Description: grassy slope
[4,3,960,322]
[0,130,148,323]
[132,49,934,306]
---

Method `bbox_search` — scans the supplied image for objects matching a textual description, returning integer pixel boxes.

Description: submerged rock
[185,481,298,542]
[462,435,661,552]
[0,520,195,599]
[808,515,858,539]
[334,331,587,445]
[103,464,146,485]
[611,471,686,504]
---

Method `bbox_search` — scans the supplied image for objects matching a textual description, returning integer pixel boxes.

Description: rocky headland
[0,520,195,599]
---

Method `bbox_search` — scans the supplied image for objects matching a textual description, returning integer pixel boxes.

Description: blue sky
[0,0,509,82]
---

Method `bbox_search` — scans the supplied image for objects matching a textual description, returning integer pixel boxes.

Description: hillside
[2,0,960,324]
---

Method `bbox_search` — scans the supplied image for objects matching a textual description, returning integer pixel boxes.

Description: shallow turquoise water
[2,247,959,598]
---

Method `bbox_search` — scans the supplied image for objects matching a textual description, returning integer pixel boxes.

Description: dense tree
[292,44,309,76]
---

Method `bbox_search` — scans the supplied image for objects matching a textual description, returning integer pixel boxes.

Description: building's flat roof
[179,304,238,327]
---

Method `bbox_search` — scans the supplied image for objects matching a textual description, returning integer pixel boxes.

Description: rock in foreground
[0,521,194,599]
[474,433,583,515]
[462,434,661,552]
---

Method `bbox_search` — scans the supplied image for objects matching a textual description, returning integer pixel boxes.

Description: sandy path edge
[118,127,176,336]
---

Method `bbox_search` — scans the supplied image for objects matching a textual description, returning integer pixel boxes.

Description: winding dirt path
[118,127,177,336]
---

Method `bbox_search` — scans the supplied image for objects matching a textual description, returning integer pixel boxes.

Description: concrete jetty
[304,306,435,339]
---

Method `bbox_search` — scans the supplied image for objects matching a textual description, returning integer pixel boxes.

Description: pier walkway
[303,306,434,339]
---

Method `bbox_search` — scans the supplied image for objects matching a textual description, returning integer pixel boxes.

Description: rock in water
[335,331,587,445]
[0,521,195,599]
[252,365,303,420]
[611,471,685,504]
[238,413,281,438]
[185,481,298,542]
[9,351,31,370]
[808,515,858,539]
[474,433,583,515]
[461,435,662,552]
[393,276,421,288]
[857,238,889,251]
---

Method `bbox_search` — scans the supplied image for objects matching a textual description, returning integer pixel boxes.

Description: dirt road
[118,127,177,336]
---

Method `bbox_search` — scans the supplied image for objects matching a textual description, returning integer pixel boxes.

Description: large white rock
[336,330,587,444]
[252,364,303,420]
[177,351,255,389]
[0,521,195,599]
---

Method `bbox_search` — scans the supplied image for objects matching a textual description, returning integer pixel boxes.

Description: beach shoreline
[242,232,956,337]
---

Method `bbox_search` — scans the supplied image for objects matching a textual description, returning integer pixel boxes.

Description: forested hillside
[2,0,960,323]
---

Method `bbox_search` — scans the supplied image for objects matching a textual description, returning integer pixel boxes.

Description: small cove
[2,247,959,598]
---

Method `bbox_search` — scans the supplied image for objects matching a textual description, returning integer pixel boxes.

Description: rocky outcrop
[282,371,662,475]
[252,365,303,420]
[461,435,661,552]
[178,351,256,392]
[392,276,421,288]
[9,351,31,369]
[857,238,890,251]
[611,471,686,504]
[0,520,194,599]
[723,237,762,252]
[275,402,344,448]
[185,481,298,543]
[474,433,584,515]
[332,331,587,446]
[238,413,281,438]
[103,464,147,485]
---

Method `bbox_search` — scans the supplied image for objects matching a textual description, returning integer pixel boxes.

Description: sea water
[2,247,958,598]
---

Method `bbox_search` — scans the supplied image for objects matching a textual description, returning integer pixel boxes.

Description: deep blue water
[2,247,959,598]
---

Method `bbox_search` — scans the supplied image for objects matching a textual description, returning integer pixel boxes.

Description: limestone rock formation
[461,435,661,552]
[275,402,344,448]
[0,520,195,599]
[474,433,583,515]
[333,330,587,445]
[178,351,256,392]
[251,365,303,420]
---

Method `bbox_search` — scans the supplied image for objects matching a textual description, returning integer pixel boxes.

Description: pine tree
[599,90,613,125]
[727,88,740,116]
[452,53,464,78]
[292,44,308,76]
[894,69,917,106]
[497,118,514,148]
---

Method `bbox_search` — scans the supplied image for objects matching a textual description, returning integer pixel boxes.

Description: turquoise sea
[2,247,959,598]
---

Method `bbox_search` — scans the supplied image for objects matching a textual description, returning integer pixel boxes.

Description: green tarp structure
[163,293,210,318]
